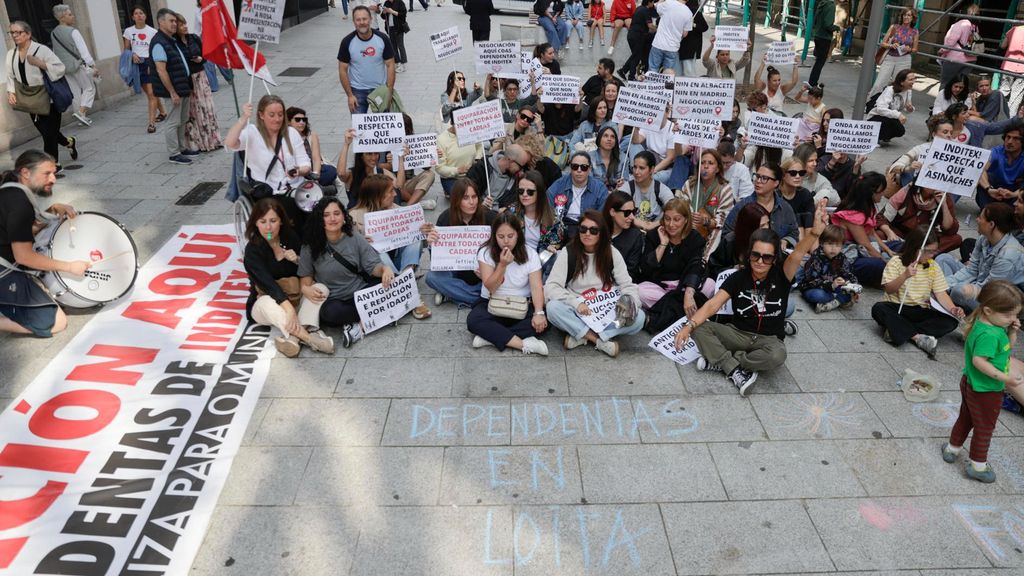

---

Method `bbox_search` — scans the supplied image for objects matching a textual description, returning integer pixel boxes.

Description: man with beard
[466,144,531,210]
[0,150,88,337]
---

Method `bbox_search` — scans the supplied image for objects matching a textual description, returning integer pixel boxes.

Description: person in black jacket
[149,8,194,164]
[603,191,645,281]
[677,0,708,76]
[618,0,656,80]
[382,0,409,72]
[244,198,335,357]
[464,0,496,42]
[638,198,706,314]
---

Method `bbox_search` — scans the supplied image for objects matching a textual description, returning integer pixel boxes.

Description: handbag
[487,295,529,320]
[874,46,888,66]
[970,30,985,54]
[255,276,302,308]
[9,50,50,115]
[31,48,73,113]
[238,132,284,201]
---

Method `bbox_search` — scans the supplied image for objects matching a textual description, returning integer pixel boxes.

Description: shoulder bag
[9,49,50,115]
[0,256,56,309]
[238,131,284,201]
[255,276,302,308]
[487,295,529,319]
[32,48,74,113]
[326,245,378,285]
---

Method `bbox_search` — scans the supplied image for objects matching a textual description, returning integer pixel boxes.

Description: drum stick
[89,250,133,267]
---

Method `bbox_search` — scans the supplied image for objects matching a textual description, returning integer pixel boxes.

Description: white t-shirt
[523,215,542,250]
[640,121,675,159]
[123,25,158,59]
[231,125,311,192]
[567,184,586,221]
[479,248,542,299]
[652,0,694,53]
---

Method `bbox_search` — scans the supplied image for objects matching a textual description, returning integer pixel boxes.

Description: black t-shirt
[545,59,562,75]
[782,186,815,228]
[628,6,653,38]
[720,264,792,339]
[541,104,577,136]
[0,185,35,264]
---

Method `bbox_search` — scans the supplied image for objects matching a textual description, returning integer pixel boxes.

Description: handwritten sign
[496,72,533,98]
[453,99,506,146]
[627,80,672,102]
[672,78,735,121]
[430,26,463,60]
[429,226,491,271]
[642,71,674,87]
[475,41,521,75]
[353,113,406,153]
[714,25,749,51]
[521,52,545,79]
[398,133,439,171]
[915,139,991,197]
[826,119,881,155]
[648,317,701,365]
[237,0,286,43]
[673,118,721,148]
[355,268,420,334]
[766,41,796,66]
[746,112,799,150]
[612,87,669,129]
[577,287,621,334]
[540,74,581,104]
[363,204,426,252]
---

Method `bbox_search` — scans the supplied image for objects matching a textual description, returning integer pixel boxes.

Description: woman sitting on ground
[425,178,496,307]
[677,148,735,259]
[337,127,405,208]
[243,198,335,357]
[886,114,954,194]
[544,210,644,357]
[603,191,645,281]
[871,225,965,358]
[792,142,839,206]
[639,199,706,318]
[508,170,566,258]
[298,197,395,349]
[589,125,624,192]
[441,70,482,124]
[467,211,550,355]
[878,183,961,255]
[706,202,769,279]
[830,172,897,286]
[621,150,675,233]
[867,68,916,145]
[778,157,816,237]
[675,199,829,396]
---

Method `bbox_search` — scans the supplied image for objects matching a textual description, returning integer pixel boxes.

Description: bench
[508,11,612,47]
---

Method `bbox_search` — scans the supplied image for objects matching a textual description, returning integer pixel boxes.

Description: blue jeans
[441,177,458,197]
[546,299,646,341]
[935,253,979,311]
[802,287,852,306]
[381,240,423,273]
[352,88,372,114]
[425,271,482,307]
[648,47,678,74]
[539,17,570,50]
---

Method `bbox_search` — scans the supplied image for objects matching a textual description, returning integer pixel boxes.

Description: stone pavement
[2,5,1024,575]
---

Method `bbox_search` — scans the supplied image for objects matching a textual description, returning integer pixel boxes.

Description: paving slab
[566,354,684,396]
[382,398,511,446]
[452,356,569,397]
[261,357,344,398]
[634,395,767,443]
[662,500,835,575]
[750,392,890,440]
[337,357,454,397]
[881,351,969,392]
[786,352,901,392]
[294,446,444,506]
[508,397,641,444]
[439,446,583,505]
[252,398,390,446]
[678,361,801,395]
[710,440,866,500]
[218,446,313,506]
[862,391,1013,439]
[578,444,726,503]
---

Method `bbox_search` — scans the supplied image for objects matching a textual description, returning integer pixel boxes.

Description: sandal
[412,304,432,320]
[155,113,167,123]
[147,124,156,133]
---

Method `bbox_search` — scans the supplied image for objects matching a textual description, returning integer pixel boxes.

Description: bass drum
[35,212,140,308]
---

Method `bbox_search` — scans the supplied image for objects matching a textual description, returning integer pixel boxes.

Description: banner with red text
[0,224,274,575]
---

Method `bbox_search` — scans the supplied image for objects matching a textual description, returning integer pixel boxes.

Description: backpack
[628,180,666,211]
[864,90,881,115]
[545,136,571,169]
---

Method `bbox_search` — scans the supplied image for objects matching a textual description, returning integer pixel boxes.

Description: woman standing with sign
[544,210,644,357]
[467,212,549,354]
[425,178,496,306]
[299,197,395,349]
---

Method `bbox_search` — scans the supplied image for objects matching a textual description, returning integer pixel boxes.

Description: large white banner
[364,204,427,252]
[429,226,491,271]
[353,113,406,153]
[355,268,421,334]
[452,99,506,146]
[475,41,521,75]
[237,0,286,43]
[915,139,992,197]
[0,224,274,575]
[672,78,735,122]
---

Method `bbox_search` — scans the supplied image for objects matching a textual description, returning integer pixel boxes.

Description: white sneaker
[434,293,446,306]
[396,63,406,73]
[607,45,614,56]
[564,334,586,350]
[815,299,841,313]
[521,337,549,356]
[594,339,619,358]
[73,111,92,126]
[578,43,583,50]
[696,357,721,372]
[589,42,594,48]
[421,198,437,210]
[472,335,493,348]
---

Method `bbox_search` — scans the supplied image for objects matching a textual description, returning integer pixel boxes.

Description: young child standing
[795,84,827,142]
[799,225,860,313]
[943,280,1024,483]
[589,0,606,48]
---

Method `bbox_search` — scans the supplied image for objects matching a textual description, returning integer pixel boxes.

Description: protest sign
[355,268,421,334]
[673,118,722,148]
[714,25,749,51]
[648,317,702,365]
[452,99,506,146]
[475,41,521,75]
[715,268,737,315]
[396,133,439,171]
[746,112,799,149]
[577,287,621,334]
[627,80,673,102]
[429,226,491,271]
[826,119,881,155]
[672,78,735,121]
[522,53,545,79]
[613,87,670,129]
[766,41,796,66]
[364,204,427,252]
[642,71,674,87]
[540,74,581,104]
[353,113,406,153]
[237,0,286,43]
[496,72,534,98]
[430,26,463,60]
[915,139,991,197]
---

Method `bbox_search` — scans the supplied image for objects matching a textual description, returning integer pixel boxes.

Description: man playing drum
[0,150,90,337]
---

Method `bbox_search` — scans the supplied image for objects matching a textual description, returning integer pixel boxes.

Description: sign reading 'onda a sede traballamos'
[746,112,799,150]
[826,119,881,155]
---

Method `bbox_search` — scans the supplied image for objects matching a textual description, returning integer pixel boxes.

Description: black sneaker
[341,323,363,348]
[66,136,78,160]
[168,154,193,165]
[181,149,201,156]
[729,368,758,397]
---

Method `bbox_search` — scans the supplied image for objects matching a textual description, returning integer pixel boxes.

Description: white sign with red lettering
[452,99,506,146]
[363,204,427,252]
[577,286,621,334]
[354,268,421,334]
[612,87,670,129]
[429,226,491,271]
[713,25,749,51]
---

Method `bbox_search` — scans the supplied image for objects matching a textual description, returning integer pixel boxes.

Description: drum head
[48,212,139,305]
[293,180,324,212]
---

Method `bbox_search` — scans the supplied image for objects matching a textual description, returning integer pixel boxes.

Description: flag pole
[246,40,260,105]
[230,73,240,119]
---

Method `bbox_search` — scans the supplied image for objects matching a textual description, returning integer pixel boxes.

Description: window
[115,0,154,30]
[4,0,60,46]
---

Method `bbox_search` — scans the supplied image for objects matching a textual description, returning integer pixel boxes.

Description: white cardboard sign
[915,139,991,197]
[399,133,439,171]
[627,80,672,102]
[826,119,881,155]
[353,113,406,153]
[363,204,427,252]
[612,87,670,129]
[475,41,521,75]
[237,0,286,43]
[714,25,749,51]
[648,317,702,365]
[453,99,507,146]
[746,112,799,150]
[577,286,621,334]
[672,77,735,121]
[540,74,581,104]
[766,41,796,66]
[715,268,737,315]
[355,268,421,334]
[431,26,463,60]
[429,226,491,271]
[642,71,675,87]
[673,118,722,148]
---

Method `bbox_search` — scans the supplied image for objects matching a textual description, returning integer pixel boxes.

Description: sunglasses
[786,169,807,177]
[517,187,536,197]
[292,117,308,122]
[570,163,591,172]
[749,250,777,264]
[518,113,535,124]
[615,207,639,216]
[754,174,778,183]
[578,225,602,236]
[456,76,466,81]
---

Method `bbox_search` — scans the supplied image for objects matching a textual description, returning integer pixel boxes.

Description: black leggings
[30,103,70,163]
[472,27,491,42]
[320,297,360,327]
[390,30,408,63]
[870,301,958,346]
[807,37,831,87]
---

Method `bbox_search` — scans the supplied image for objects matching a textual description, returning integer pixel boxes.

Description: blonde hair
[963,280,1024,338]
[662,198,693,238]
[255,94,295,156]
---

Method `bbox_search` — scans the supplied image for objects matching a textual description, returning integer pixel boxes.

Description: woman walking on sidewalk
[123,6,167,134]
[177,16,222,152]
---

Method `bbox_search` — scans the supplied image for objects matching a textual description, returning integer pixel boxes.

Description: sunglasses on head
[578,225,602,236]
[786,169,807,177]
[749,250,777,264]
[754,174,778,183]
[570,163,591,172]
[517,187,536,197]
[518,113,535,124]
[615,207,639,216]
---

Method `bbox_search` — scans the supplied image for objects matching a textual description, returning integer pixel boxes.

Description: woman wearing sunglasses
[287,107,338,189]
[723,163,799,252]
[440,70,482,124]
[467,212,550,355]
[675,199,830,396]
[603,191,644,281]
[547,152,610,237]
[545,210,644,357]
[778,157,816,237]
[509,171,566,257]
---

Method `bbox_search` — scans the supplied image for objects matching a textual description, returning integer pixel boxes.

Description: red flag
[200,0,272,82]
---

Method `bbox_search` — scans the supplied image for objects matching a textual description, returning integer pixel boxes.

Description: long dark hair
[486,211,529,265]
[747,228,782,269]
[594,125,620,182]
[286,106,311,137]
[567,210,614,290]
[349,151,379,207]
[602,190,634,232]
[445,70,468,100]
[734,202,769,263]
[898,226,935,266]
[513,170,554,230]
[818,108,843,140]
[245,197,293,245]
[890,68,913,93]
[942,74,970,103]
[448,178,487,225]
[753,146,783,171]
[837,172,885,219]
[586,98,609,125]
[1,149,55,184]
[304,197,354,260]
